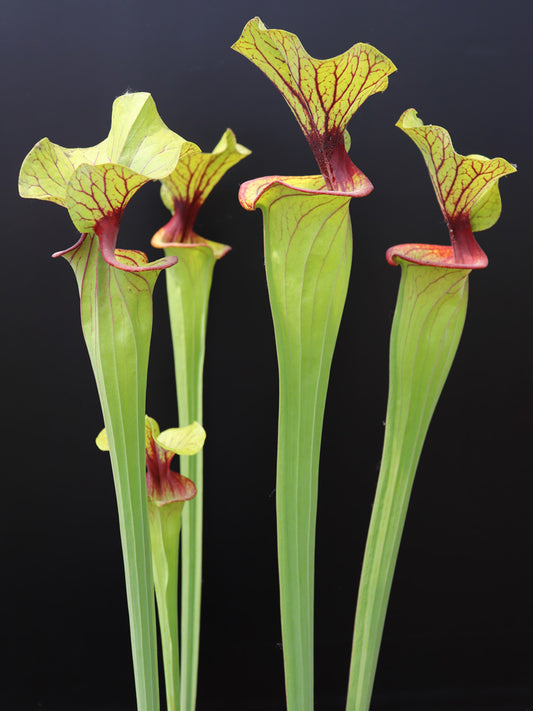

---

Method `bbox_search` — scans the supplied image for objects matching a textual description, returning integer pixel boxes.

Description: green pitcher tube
[346,244,470,711]
[240,174,354,711]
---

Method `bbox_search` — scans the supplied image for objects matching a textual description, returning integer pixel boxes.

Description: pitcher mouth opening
[386,243,488,270]
[238,172,373,212]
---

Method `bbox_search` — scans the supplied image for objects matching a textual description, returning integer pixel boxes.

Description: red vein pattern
[233,17,396,192]
[143,417,197,505]
[396,109,516,267]
[152,129,249,255]
[19,92,187,274]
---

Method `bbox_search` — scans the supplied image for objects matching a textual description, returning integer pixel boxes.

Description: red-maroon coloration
[394,109,516,270]
[145,427,197,506]
[96,214,178,271]
[306,127,373,195]
[152,197,203,245]
[95,213,124,265]
[52,228,177,273]
[386,208,490,271]
[448,216,488,268]
[52,232,87,259]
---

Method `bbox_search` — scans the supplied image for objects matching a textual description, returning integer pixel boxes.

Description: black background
[2,1,532,709]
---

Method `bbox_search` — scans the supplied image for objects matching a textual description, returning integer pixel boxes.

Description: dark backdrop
[2,1,532,709]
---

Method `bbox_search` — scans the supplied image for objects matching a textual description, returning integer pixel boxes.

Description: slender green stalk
[145,418,205,711]
[346,109,515,711]
[233,21,395,708]
[257,179,353,710]
[66,235,162,711]
[97,417,204,711]
[18,92,191,711]
[346,255,470,711]
[163,246,215,711]
[151,128,247,709]
[149,501,184,711]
